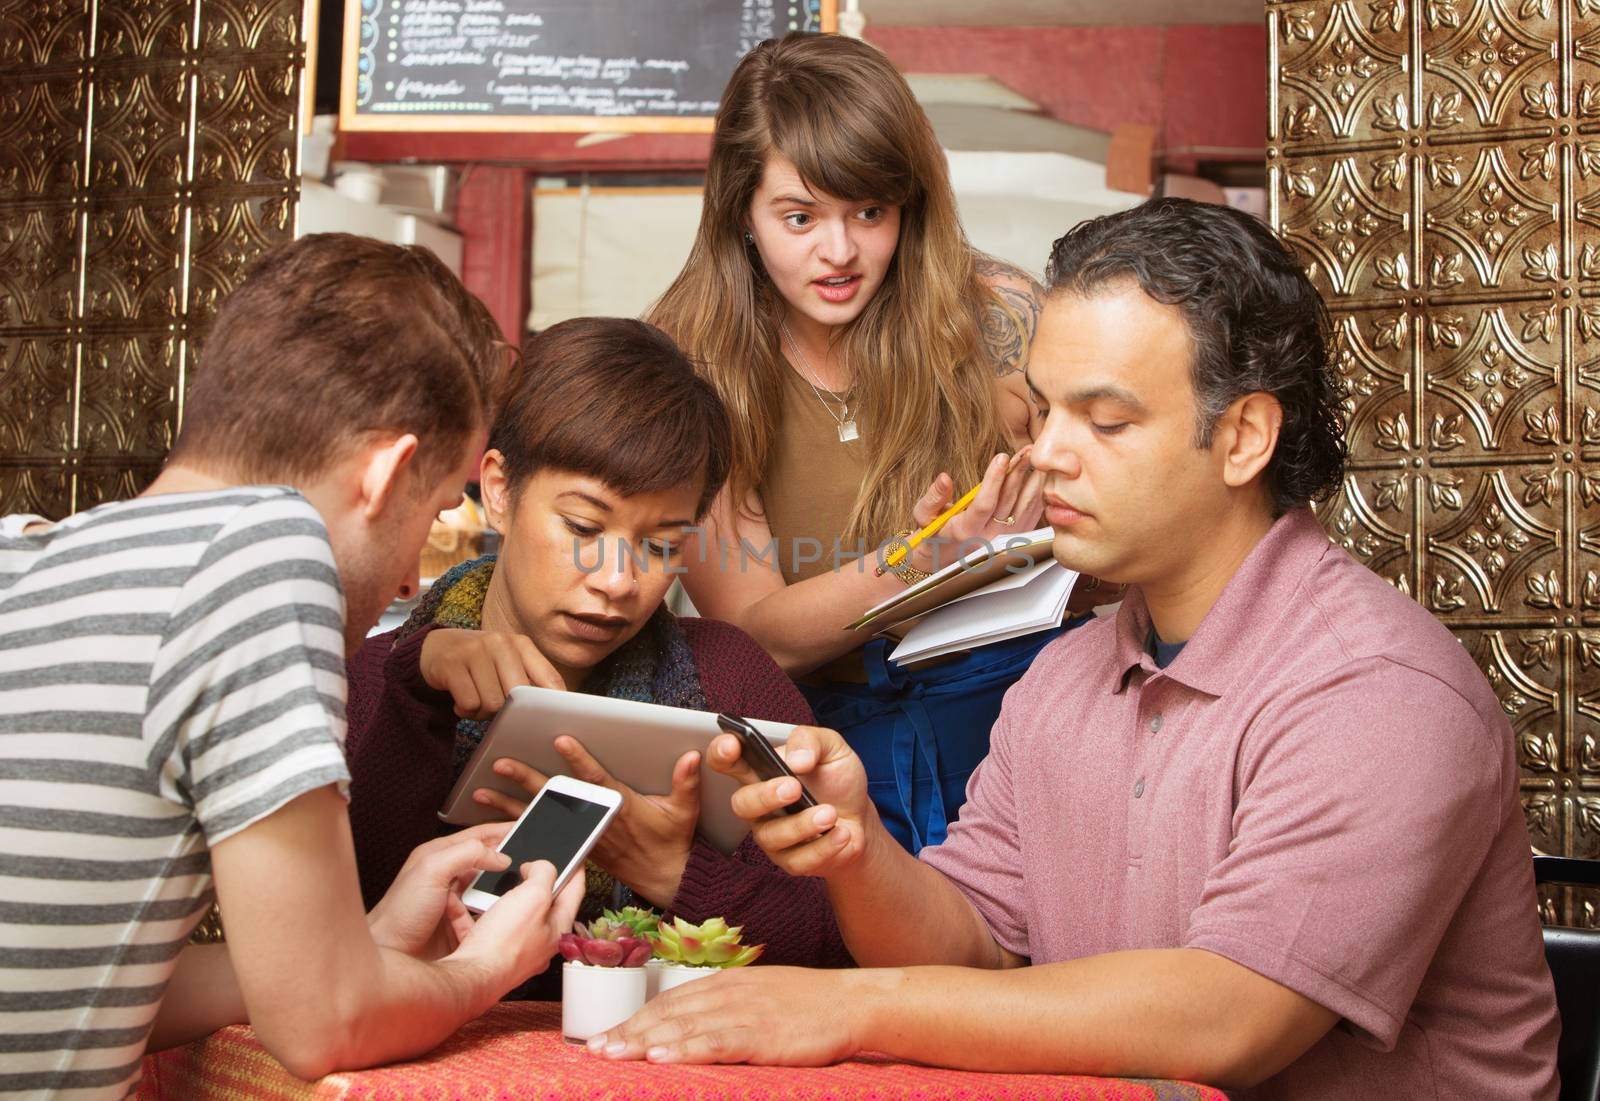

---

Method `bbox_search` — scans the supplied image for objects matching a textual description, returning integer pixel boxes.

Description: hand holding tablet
[439,686,795,855]
[469,733,705,908]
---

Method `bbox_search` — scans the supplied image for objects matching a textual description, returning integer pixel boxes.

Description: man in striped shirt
[0,235,583,1099]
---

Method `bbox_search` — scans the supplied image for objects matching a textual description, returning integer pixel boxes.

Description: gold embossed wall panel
[0,0,303,519]
[1269,0,1600,924]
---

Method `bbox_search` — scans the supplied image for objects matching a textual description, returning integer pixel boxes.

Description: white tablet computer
[437,685,794,854]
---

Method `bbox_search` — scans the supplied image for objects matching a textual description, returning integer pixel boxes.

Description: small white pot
[654,962,719,994]
[561,961,647,1043]
[644,958,667,1000]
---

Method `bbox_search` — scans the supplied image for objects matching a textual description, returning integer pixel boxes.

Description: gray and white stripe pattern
[0,488,350,1099]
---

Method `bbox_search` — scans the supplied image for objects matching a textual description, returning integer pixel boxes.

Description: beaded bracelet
[875,529,933,585]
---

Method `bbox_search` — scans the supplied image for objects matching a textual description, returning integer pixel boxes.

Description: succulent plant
[607,905,663,939]
[651,916,764,968]
[558,912,654,968]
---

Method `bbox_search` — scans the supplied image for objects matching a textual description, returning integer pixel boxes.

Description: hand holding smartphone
[716,712,826,825]
[461,775,621,913]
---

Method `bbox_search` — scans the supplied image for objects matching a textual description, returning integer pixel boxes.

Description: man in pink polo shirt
[590,199,1560,1098]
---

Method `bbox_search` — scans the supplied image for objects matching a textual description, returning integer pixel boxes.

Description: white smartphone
[460,774,622,913]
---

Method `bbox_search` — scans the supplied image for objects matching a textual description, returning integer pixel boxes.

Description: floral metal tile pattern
[1270,0,1600,923]
[0,0,304,517]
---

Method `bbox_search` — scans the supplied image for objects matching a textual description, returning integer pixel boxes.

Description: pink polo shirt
[921,509,1558,1099]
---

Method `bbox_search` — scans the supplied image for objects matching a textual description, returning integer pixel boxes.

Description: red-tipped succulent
[558,912,654,968]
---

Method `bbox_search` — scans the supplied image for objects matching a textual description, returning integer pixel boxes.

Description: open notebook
[847,527,1079,666]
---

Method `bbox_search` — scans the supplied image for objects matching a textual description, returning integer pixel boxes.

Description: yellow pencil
[884,449,1032,569]
[884,483,982,569]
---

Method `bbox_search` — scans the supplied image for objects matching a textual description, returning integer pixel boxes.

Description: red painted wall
[456,167,531,342]
[1162,25,1270,160]
[864,23,1267,162]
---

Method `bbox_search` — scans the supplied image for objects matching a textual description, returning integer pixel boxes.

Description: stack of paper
[846,527,1079,666]
[890,558,1077,664]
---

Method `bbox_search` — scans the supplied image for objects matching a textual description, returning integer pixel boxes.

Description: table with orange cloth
[138,1002,1227,1101]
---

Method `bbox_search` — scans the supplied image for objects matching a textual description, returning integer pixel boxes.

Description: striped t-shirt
[0,487,351,1099]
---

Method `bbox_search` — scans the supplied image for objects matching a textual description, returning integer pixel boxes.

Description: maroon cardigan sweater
[344,616,852,969]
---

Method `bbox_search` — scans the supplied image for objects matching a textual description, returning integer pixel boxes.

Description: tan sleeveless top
[760,364,872,587]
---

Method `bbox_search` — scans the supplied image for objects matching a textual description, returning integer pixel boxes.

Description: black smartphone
[715,712,821,819]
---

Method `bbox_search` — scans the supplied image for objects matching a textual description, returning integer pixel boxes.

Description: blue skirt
[799,622,1085,855]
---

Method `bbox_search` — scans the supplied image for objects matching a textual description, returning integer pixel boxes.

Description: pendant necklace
[780,320,859,443]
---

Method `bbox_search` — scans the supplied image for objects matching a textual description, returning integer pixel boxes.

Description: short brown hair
[490,318,731,519]
[170,233,508,486]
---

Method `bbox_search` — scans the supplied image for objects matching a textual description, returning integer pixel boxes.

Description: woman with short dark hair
[343,317,851,984]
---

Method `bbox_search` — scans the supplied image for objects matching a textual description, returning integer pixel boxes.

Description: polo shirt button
[1133,778,1145,798]
[1148,714,1163,733]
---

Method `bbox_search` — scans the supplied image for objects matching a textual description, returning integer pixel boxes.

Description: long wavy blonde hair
[647,33,1005,545]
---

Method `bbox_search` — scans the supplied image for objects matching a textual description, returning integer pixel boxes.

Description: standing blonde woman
[650,33,1096,854]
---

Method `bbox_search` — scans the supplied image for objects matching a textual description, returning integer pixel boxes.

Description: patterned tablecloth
[138,1001,1227,1101]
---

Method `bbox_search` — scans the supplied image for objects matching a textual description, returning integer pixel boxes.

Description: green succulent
[606,905,663,939]
[651,916,764,968]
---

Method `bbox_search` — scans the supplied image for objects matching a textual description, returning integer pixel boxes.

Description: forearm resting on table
[241,918,497,1080]
[212,788,503,1080]
[826,826,1014,970]
[847,948,1335,1088]
[146,910,494,1060]
[290,948,497,1077]
[256,945,501,1080]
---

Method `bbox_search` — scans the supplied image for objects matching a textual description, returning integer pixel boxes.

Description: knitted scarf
[394,555,707,915]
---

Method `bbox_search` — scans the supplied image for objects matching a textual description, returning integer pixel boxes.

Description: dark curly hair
[1044,198,1346,515]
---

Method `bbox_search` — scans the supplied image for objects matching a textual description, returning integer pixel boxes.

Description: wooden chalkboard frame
[338,0,837,134]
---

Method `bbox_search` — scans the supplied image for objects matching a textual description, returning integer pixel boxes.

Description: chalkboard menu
[339,0,836,133]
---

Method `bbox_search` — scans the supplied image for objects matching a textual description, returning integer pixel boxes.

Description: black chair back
[1534,856,1600,1101]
